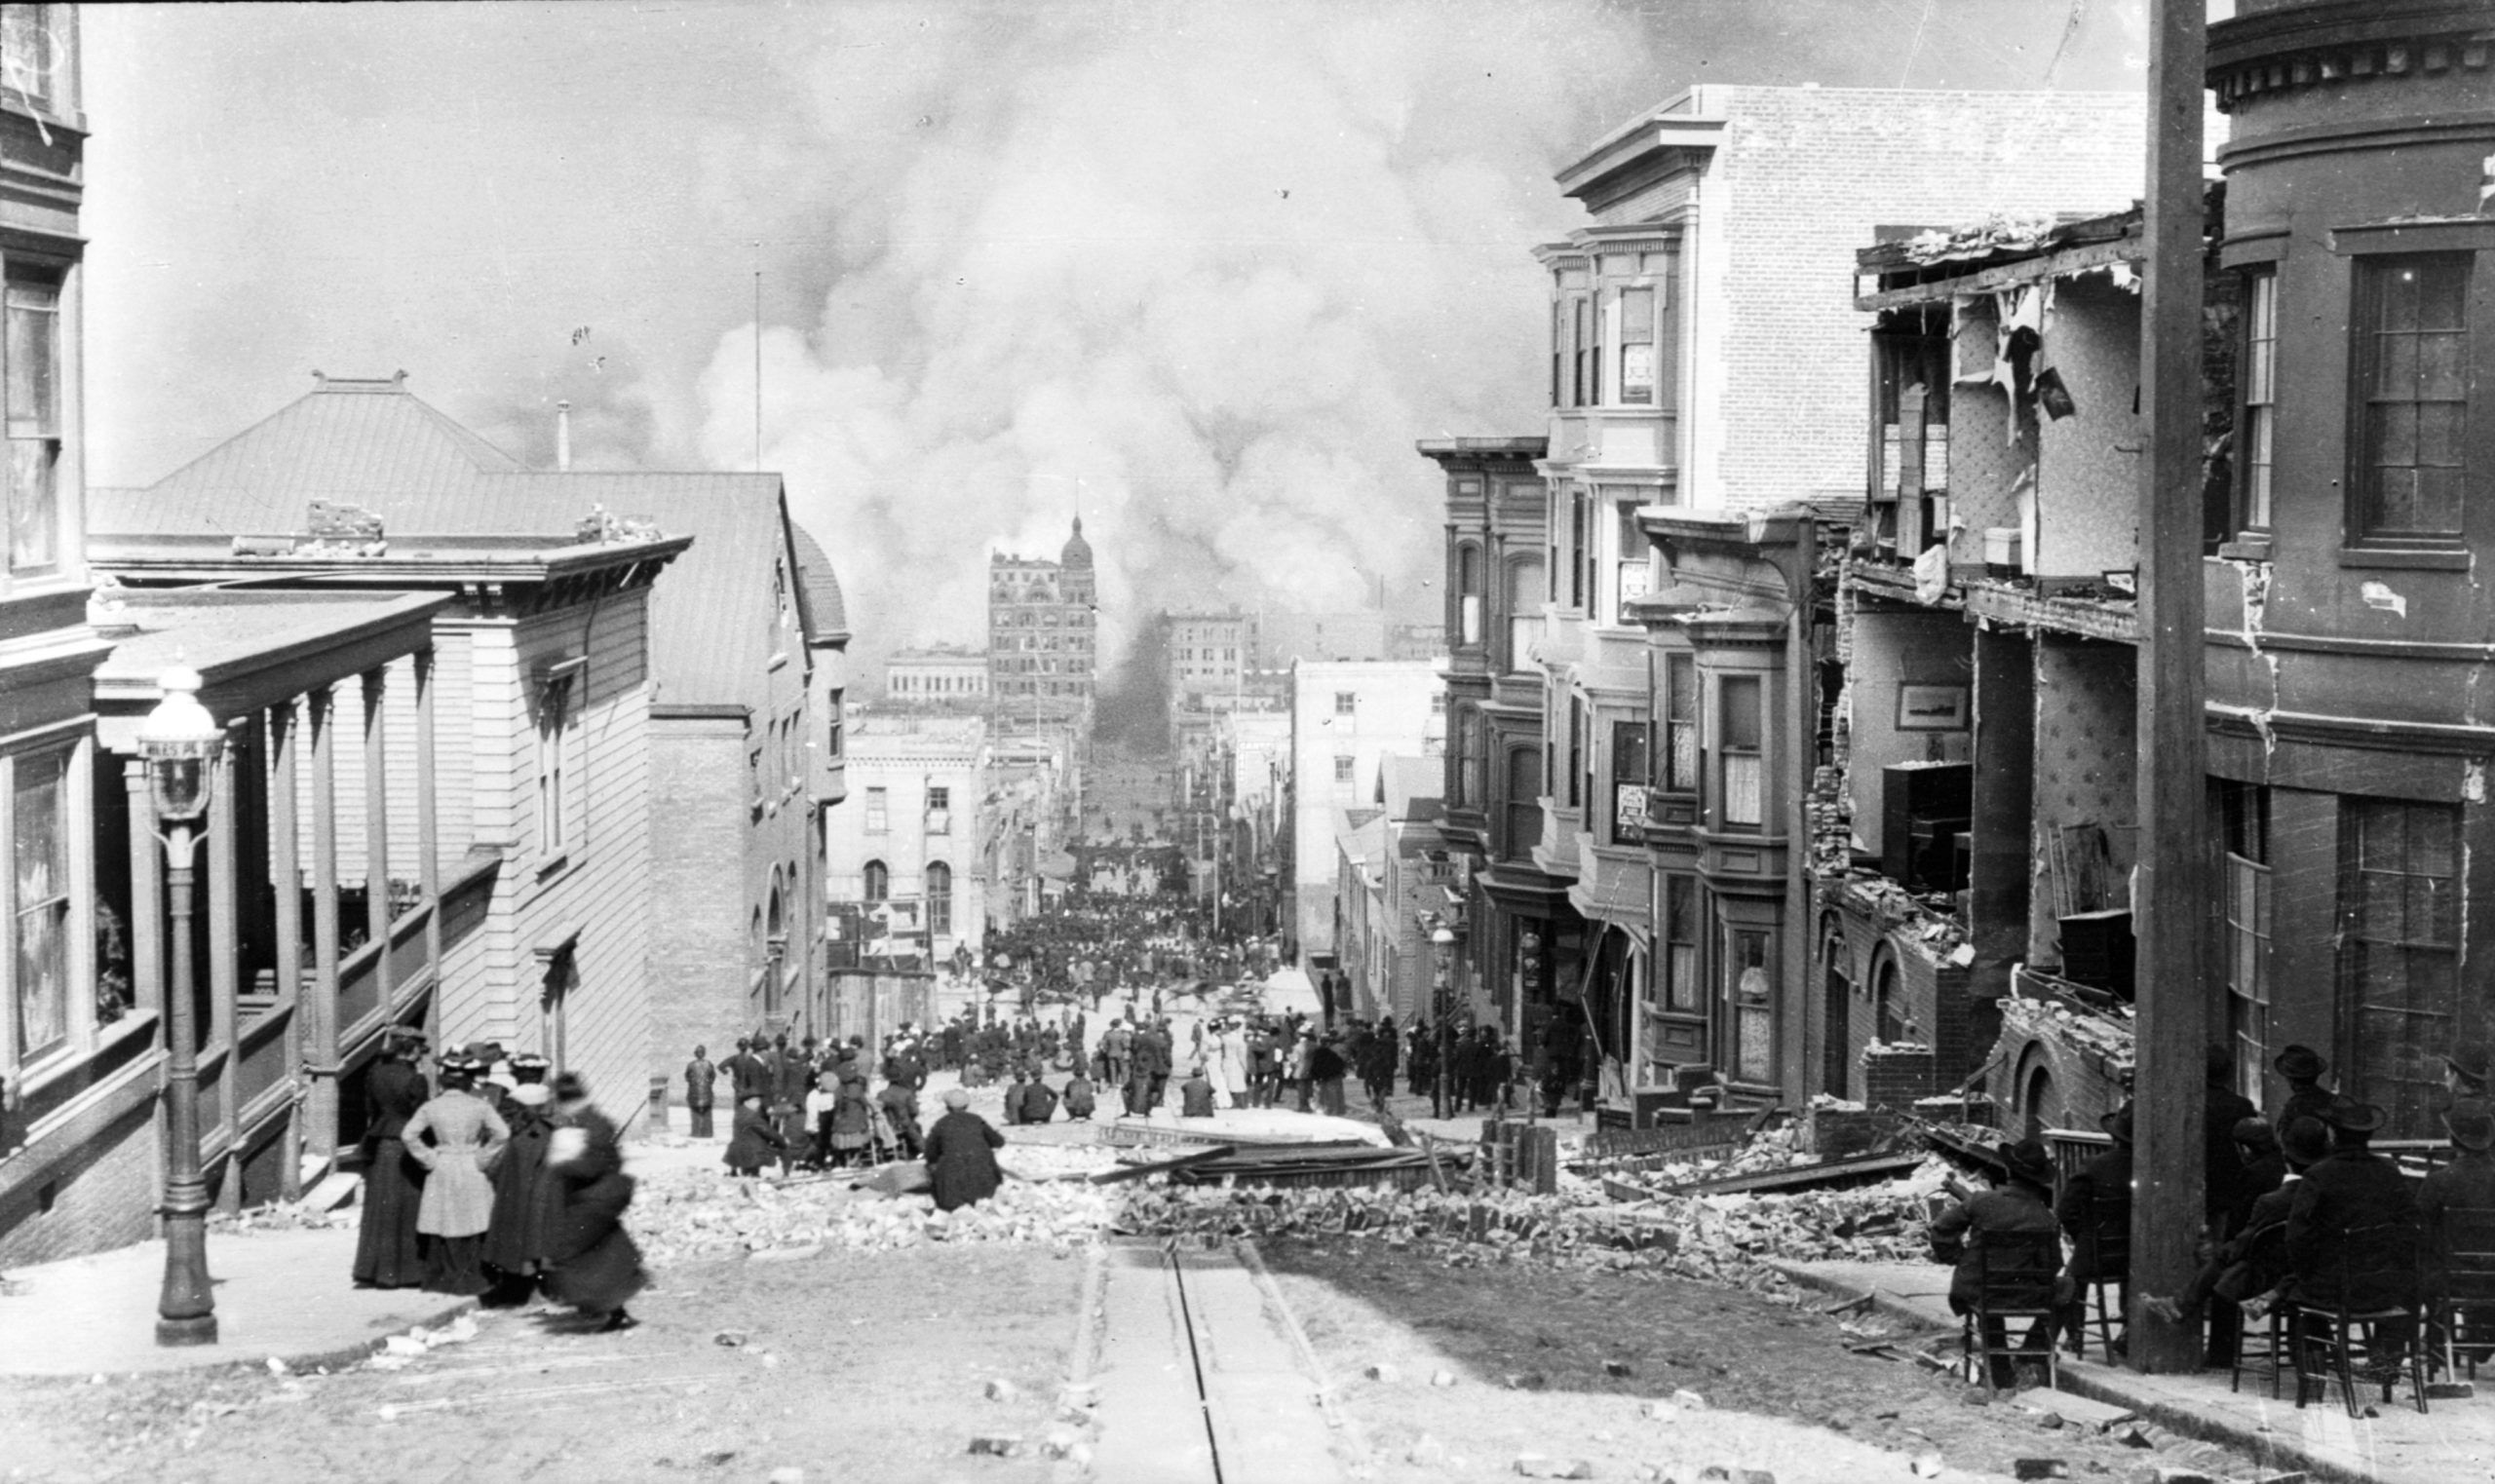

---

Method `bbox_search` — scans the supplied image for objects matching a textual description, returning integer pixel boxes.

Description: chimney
[557,400,572,472]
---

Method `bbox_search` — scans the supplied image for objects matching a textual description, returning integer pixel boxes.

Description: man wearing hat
[2446,1045,2492,1103]
[1931,1136,2064,1387]
[2284,1096,2422,1325]
[2272,1045,2335,1140]
[2058,1103,2135,1352]
[2418,1100,2495,1311]
[682,1045,716,1140]
[2147,1114,2330,1345]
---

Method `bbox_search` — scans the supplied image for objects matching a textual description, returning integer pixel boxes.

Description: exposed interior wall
[1970,628,2035,988]
[2033,276,2142,581]
[1845,606,1973,857]
[2027,637,2137,968]
[1938,308,2039,570]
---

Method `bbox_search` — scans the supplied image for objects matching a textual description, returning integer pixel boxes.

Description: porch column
[267,704,303,1199]
[364,666,393,1017]
[415,648,441,1049]
[125,760,161,1017]
[305,686,341,1160]
[209,722,241,1213]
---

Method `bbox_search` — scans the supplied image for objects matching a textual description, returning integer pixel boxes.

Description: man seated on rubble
[1930,1136,2063,1388]
[1179,1064,1218,1119]
[2283,1097,2421,1351]
[2057,1102,2134,1355]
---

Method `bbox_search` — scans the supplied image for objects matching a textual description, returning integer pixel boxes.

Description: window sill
[533,852,573,884]
[2215,536,2272,563]
[2337,548,2470,571]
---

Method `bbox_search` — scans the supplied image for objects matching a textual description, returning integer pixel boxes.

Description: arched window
[863,859,889,902]
[926,860,953,936]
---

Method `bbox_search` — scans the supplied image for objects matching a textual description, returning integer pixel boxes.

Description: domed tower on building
[986,514,1098,725]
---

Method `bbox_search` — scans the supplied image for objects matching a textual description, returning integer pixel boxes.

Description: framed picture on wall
[1896,684,1971,732]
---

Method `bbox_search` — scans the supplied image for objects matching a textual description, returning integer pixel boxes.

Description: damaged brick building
[1822,0,2495,1143]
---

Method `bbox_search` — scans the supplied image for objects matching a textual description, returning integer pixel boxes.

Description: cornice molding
[2208,3,2493,114]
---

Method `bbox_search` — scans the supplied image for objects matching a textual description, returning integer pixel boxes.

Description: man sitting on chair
[2419,1099,2495,1352]
[1932,1136,2064,1387]
[2058,1102,2134,1356]
[2284,1097,2422,1355]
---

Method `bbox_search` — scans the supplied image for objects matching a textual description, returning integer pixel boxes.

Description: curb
[1768,1261,2376,1484]
[7,1295,482,1383]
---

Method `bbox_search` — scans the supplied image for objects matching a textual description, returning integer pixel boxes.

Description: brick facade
[1696,86,2143,513]
[648,715,753,1084]
[0,1097,155,1269]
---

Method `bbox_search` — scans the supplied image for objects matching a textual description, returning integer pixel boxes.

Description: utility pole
[2128,0,2208,1376]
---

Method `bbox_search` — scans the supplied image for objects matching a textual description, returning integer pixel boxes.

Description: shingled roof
[787,521,849,644]
[91,373,821,709]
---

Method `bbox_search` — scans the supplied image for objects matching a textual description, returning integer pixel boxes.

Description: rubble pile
[631,1152,1117,1264]
[1114,1159,1949,1281]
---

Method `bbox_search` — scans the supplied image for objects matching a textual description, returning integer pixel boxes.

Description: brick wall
[1701,87,2144,513]
[1862,1042,1938,1110]
[1984,988,2132,1137]
[0,1098,155,1269]
[649,723,752,1088]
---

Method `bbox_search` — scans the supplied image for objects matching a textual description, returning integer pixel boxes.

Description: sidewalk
[1773,1257,2495,1484]
[0,1226,475,1378]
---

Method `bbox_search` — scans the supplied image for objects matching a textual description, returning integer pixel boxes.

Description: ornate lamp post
[1430,921,1456,1121]
[138,664,220,1347]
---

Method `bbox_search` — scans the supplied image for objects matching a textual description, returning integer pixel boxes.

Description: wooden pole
[2129,0,2208,1376]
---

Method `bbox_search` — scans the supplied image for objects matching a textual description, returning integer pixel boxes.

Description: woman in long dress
[400,1053,511,1296]
[352,1030,432,1288]
[542,1073,647,1332]
[480,1077,557,1305]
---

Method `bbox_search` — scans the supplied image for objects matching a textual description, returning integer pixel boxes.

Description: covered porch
[90,589,467,1211]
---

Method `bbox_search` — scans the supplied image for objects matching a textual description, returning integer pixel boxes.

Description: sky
[81,0,2158,670]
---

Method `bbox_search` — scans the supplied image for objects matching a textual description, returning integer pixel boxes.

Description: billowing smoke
[690,2,1679,675]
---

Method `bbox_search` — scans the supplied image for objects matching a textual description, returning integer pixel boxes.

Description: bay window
[1718,675,1762,830]
[5,269,60,575]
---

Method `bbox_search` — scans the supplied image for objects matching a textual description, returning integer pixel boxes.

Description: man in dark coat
[352,1030,432,1288]
[2058,1102,2135,1351]
[722,1037,761,1105]
[2204,1046,2261,1238]
[1179,1065,1218,1118]
[2419,1100,2495,1307]
[1020,1071,1060,1125]
[2285,1097,2422,1320]
[767,1036,810,1177]
[1931,1137,2064,1386]
[1308,1035,1349,1117]
[924,1087,1006,1211]
[683,1045,717,1140]
[1063,1070,1096,1121]
[876,1078,924,1159]
[1001,1069,1030,1125]
[2272,1045,2335,1140]
[2148,1115,2329,1352]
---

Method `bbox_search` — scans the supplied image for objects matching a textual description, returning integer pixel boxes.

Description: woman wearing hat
[923,1086,1006,1212]
[352,1028,433,1288]
[400,1053,512,1297]
[481,1072,559,1306]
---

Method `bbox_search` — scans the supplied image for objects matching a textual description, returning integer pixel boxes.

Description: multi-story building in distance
[987,518,1095,725]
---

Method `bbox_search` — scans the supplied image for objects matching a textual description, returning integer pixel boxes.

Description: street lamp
[1430,921,1456,1121]
[138,664,220,1347]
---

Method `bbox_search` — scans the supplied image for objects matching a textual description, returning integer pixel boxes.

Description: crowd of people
[351,1028,645,1331]
[1931,1041,2495,1383]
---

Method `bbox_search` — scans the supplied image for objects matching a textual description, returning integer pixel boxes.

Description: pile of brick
[630,1148,1118,1264]
[1114,1160,1948,1281]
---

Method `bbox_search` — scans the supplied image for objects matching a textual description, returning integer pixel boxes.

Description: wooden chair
[2285,1221,2430,1418]
[2078,1219,2130,1363]
[2429,1203,2495,1382]
[2230,1300,2287,1398]
[1961,1232,2063,1393]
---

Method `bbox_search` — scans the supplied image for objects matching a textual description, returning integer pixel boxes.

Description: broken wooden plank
[1088,1144,1239,1185]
